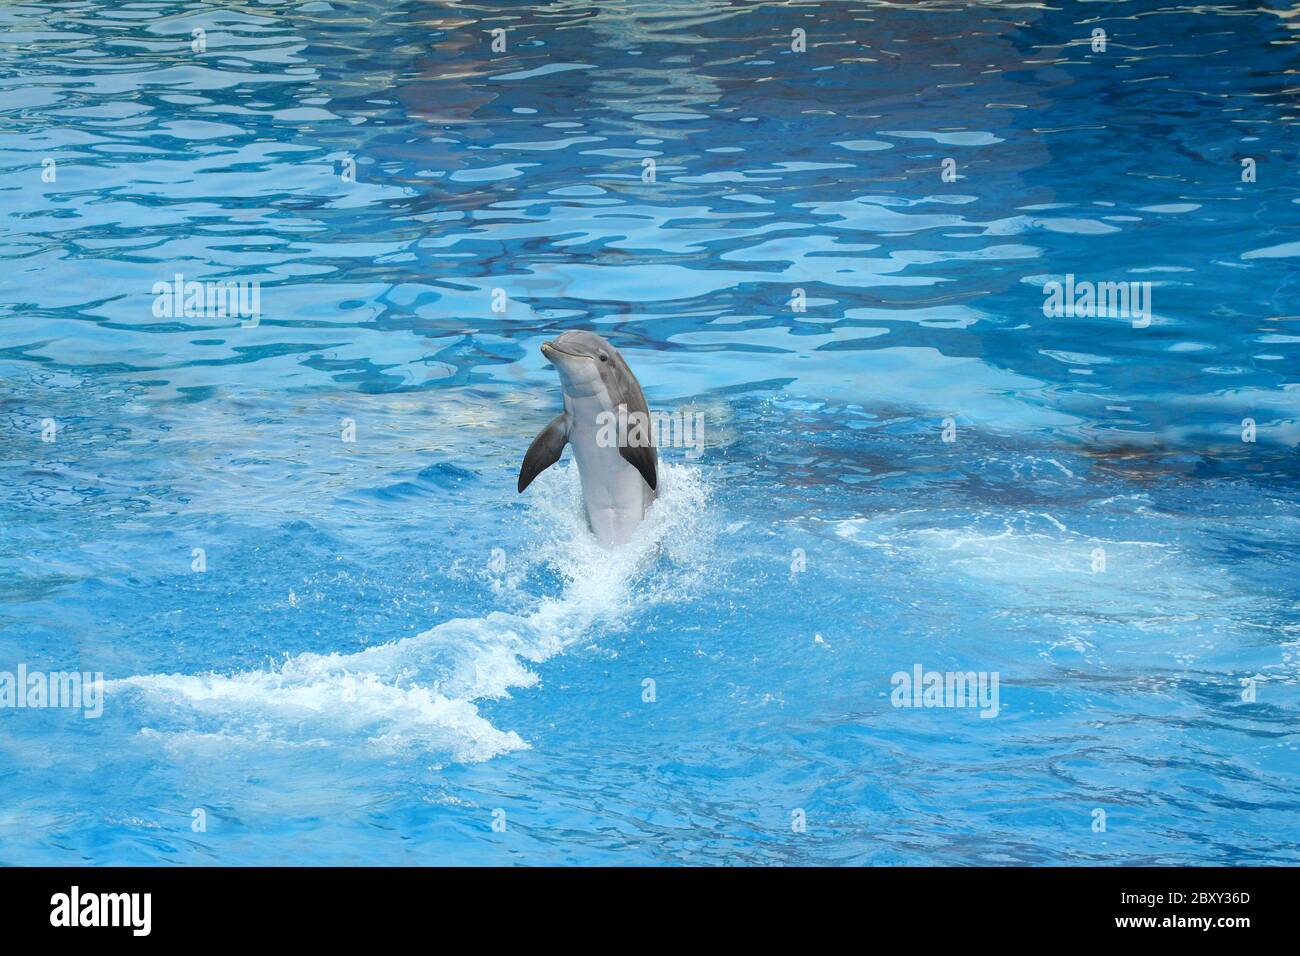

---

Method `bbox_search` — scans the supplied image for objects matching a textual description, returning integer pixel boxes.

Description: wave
[111,463,712,764]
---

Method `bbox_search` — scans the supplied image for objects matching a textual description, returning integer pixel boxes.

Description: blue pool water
[2,0,1298,865]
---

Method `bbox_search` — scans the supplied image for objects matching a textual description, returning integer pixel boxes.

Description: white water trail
[111,464,711,763]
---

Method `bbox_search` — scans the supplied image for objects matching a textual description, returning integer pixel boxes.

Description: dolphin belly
[569,419,654,547]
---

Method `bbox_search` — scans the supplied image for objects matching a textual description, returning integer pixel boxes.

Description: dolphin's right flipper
[517,414,569,492]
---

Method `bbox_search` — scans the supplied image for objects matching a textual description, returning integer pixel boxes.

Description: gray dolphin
[517,331,658,548]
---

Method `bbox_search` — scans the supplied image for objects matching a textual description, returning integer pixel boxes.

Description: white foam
[834,509,1176,588]
[112,463,711,763]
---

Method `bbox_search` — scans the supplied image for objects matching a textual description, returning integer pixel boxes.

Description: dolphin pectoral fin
[619,442,657,492]
[518,414,569,492]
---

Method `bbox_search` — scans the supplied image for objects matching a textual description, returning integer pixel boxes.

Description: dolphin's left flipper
[619,441,657,491]
[518,414,569,492]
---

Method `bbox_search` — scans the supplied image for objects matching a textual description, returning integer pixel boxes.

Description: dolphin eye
[599,353,608,362]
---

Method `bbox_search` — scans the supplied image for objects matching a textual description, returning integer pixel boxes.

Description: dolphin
[517,331,657,547]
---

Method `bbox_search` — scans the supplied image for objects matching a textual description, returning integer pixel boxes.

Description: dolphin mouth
[541,340,583,360]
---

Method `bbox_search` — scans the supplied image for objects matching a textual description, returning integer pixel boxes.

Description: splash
[111,463,712,763]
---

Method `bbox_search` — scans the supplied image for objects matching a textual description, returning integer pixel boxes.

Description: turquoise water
[1,0,1298,865]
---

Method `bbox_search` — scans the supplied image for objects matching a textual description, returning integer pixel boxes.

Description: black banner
[0,866,1285,940]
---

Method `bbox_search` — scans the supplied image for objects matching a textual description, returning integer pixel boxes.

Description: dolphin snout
[541,340,570,366]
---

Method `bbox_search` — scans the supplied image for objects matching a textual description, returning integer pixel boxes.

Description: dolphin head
[540,330,621,399]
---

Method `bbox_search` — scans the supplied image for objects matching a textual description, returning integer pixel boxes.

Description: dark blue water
[1,0,1297,865]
